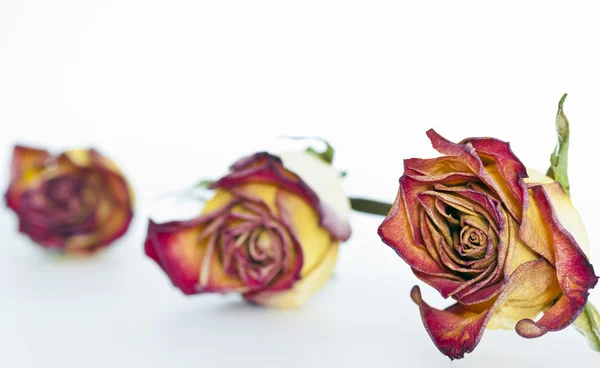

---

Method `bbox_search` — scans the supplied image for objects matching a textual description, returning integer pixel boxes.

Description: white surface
[1,1,600,367]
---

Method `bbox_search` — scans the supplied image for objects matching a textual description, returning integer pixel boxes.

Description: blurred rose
[5,146,134,254]
[145,151,350,308]
[378,130,598,359]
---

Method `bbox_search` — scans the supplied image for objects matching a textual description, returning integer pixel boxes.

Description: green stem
[573,302,600,352]
[349,198,393,216]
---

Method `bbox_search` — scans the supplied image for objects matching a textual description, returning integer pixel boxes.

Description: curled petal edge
[211,152,350,241]
[412,258,560,360]
[515,184,598,338]
[425,129,527,222]
[244,242,339,308]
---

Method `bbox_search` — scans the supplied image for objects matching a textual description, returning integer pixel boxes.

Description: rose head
[145,151,350,308]
[5,146,134,254]
[378,130,598,359]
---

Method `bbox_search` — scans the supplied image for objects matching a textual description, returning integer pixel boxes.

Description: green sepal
[546,96,600,352]
[196,179,214,189]
[283,136,335,165]
[546,93,571,196]
[573,302,600,352]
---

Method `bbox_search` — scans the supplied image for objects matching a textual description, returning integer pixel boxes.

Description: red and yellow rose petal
[6,146,51,210]
[411,258,561,360]
[211,152,350,241]
[145,150,349,307]
[244,242,339,309]
[6,146,133,252]
[382,130,598,359]
[145,220,211,295]
[515,184,598,337]
[426,129,525,221]
[378,187,449,276]
[276,188,332,277]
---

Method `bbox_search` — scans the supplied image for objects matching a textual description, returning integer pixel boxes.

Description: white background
[1,1,600,367]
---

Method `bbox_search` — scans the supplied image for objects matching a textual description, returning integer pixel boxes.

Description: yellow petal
[542,182,590,256]
[201,189,237,215]
[487,260,561,330]
[277,189,332,277]
[227,183,279,215]
[519,187,556,264]
[507,216,541,274]
[202,183,280,217]
[523,168,589,255]
[199,233,248,292]
[65,149,92,167]
[524,167,555,185]
[9,146,50,191]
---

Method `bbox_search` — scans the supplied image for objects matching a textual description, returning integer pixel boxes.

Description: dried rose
[377,129,598,359]
[144,151,350,308]
[5,146,134,254]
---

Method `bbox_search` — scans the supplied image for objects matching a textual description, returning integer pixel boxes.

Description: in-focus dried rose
[5,146,134,254]
[378,130,598,359]
[145,151,351,308]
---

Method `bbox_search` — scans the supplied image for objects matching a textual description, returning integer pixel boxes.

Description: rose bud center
[435,200,499,280]
[249,230,276,263]
[233,224,284,286]
[196,199,293,291]
[24,175,99,233]
[458,219,489,260]
[47,177,85,213]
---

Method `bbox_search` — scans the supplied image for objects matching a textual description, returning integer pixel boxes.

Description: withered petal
[411,285,491,360]
[426,129,525,222]
[144,204,240,295]
[401,174,478,246]
[211,152,350,241]
[404,156,472,176]
[6,146,133,252]
[461,137,528,218]
[378,186,449,276]
[413,258,562,360]
[515,185,598,337]
[6,146,51,211]
[432,183,503,231]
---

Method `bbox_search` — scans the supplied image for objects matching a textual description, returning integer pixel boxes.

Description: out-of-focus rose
[145,152,351,308]
[5,146,134,254]
[378,130,598,359]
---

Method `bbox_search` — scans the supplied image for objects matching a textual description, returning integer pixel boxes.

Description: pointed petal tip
[146,218,159,229]
[425,129,443,143]
[410,285,422,303]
